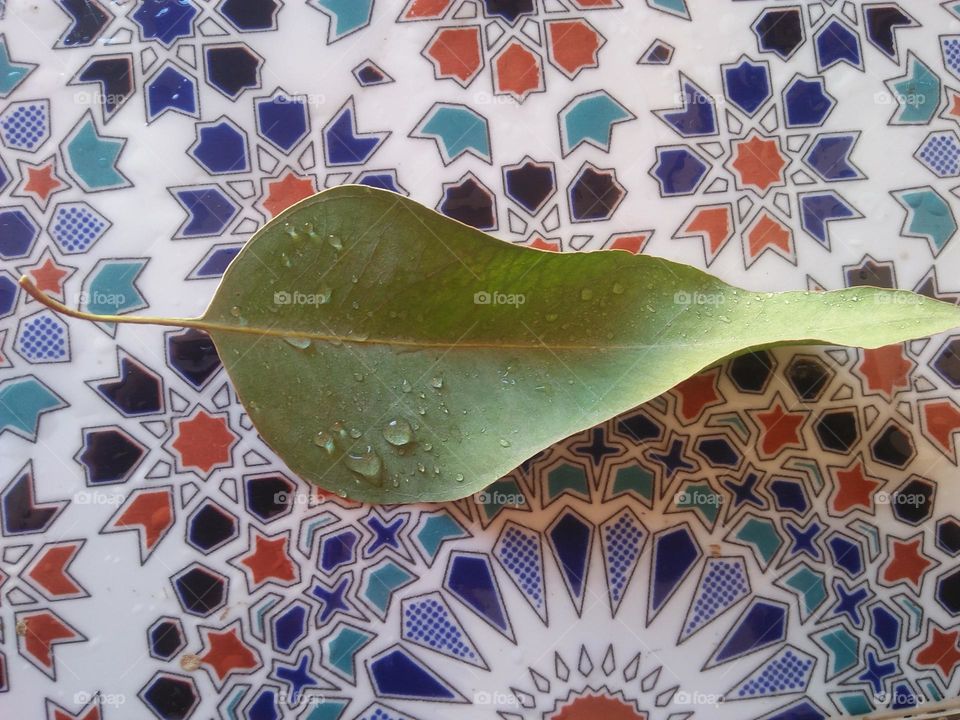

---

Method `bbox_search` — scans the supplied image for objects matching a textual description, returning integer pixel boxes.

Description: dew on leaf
[345,445,382,482]
[314,430,336,454]
[327,234,343,250]
[612,282,624,295]
[431,376,443,389]
[283,336,312,350]
[383,418,414,447]
[581,288,593,301]
[401,379,412,393]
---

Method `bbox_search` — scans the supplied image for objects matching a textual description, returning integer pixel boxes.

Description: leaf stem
[19,275,209,331]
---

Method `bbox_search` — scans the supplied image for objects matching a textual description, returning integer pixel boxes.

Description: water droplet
[344,445,382,481]
[455,473,465,482]
[314,430,336,454]
[401,379,412,393]
[283,336,312,350]
[349,427,362,439]
[546,313,558,322]
[580,288,594,301]
[612,282,624,295]
[499,438,511,447]
[417,463,426,473]
[718,315,730,323]
[229,306,241,317]
[423,442,433,451]
[383,418,414,446]
[327,234,342,250]
[431,376,443,389]
[353,372,364,382]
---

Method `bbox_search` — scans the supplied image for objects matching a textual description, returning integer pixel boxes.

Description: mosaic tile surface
[2,0,960,717]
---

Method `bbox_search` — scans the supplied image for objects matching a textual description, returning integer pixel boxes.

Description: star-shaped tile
[18,250,76,303]
[879,534,937,592]
[828,457,883,516]
[14,157,69,210]
[261,169,316,218]
[197,621,262,689]
[856,344,914,399]
[913,624,960,683]
[167,406,238,478]
[230,528,298,591]
[748,395,808,460]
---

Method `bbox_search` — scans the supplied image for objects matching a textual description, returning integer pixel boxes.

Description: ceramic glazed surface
[2,0,960,718]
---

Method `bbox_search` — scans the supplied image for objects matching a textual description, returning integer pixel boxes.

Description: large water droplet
[499,438,511,447]
[383,418,414,447]
[455,473,465,482]
[345,445,382,481]
[580,288,594,301]
[284,336,312,350]
[327,234,343,250]
[431,376,444,389]
[314,430,336,454]
[401,379,413,393]
[229,305,241,317]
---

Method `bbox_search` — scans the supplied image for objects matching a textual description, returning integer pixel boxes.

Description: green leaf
[20,185,960,502]
[194,186,959,502]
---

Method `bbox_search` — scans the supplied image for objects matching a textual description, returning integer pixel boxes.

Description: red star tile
[262,170,316,218]
[528,233,561,252]
[748,395,808,459]
[920,399,960,461]
[856,344,914,399]
[198,622,261,688]
[19,250,75,302]
[232,529,298,590]
[169,407,238,478]
[727,131,788,195]
[16,157,68,210]
[880,534,936,592]
[828,457,883,515]
[914,625,960,682]
[673,367,723,424]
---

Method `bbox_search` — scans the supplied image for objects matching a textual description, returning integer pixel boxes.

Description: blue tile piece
[857,648,898,696]
[56,0,111,47]
[368,646,461,701]
[256,93,309,153]
[870,604,901,652]
[356,170,403,194]
[830,578,870,628]
[190,119,249,174]
[681,557,750,640]
[815,18,862,71]
[731,646,815,699]
[146,65,197,120]
[723,58,771,117]
[132,0,199,47]
[657,78,717,136]
[494,523,545,619]
[783,76,835,128]
[804,134,860,181]
[273,651,319,701]
[0,206,38,259]
[827,534,863,577]
[916,131,960,178]
[784,518,824,561]
[323,101,388,166]
[320,528,359,574]
[445,552,510,636]
[601,509,645,611]
[650,524,701,619]
[49,202,109,255]
[193,245,242,278]
[173,187,239,237]
[0,272,18,318]
[769,478,809,514]
[16,313,69,363]
[245,687,279,720]
[548,510,593,611]
[651,147,709,196]
[401,593,483,666]
[272,601,308,653]
[799,192,857,246]
[0,100,49,150]
[696,436,740,467]
[712,598,788,665]
[204,44,261,99]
